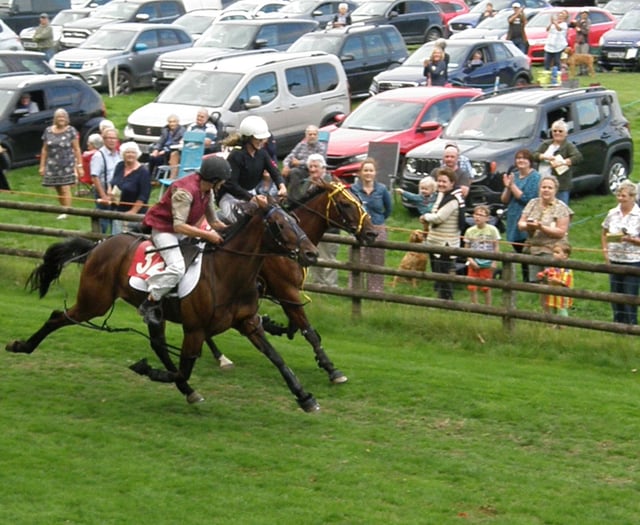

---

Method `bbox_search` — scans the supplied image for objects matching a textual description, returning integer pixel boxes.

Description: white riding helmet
[238,115,270,140]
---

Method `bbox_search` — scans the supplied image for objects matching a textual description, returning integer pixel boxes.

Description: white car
[0,18,23,50]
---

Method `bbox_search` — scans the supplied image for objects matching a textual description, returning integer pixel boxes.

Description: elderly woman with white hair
[332,2,352,27]
[108,141,151,234]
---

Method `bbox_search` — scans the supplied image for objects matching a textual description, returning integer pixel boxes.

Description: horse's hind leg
[6,309,73,354]
[240,315,319,413]
[129,324,203,403]
[284,305,347,384]
[205,338,235,369]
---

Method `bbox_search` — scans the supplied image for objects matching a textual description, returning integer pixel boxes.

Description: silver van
[124,51,350,156]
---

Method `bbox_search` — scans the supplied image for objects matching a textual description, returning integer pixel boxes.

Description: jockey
[138,155,230,325]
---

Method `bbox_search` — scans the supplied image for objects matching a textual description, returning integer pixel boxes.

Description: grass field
[2,71,640,524]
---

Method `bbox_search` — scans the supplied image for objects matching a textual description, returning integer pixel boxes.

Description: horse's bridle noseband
[325,182,369,236]
[264,205,310,260]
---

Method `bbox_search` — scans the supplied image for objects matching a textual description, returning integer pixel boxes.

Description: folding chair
[156,130,206,199]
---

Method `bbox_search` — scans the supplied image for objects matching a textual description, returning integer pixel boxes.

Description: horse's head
[261,201,319,267]
[322,180,378,245]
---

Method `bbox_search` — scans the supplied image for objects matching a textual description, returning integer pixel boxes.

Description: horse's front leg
[239,315,320,413]
[129,324,204,404]
[204,337,235,369]
[283,304,347,385]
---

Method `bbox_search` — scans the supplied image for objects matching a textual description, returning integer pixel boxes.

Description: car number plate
[607,51,625,59]
[23,41,38,49]
[164,71,181,79]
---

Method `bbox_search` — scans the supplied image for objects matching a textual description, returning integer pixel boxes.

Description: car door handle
[601,132,611,139]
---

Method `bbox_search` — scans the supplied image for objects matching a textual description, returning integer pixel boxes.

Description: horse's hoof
[329,370,348,384]
[129,358,151,376]
[218,355,235,369]
[187,391,205,404]
[6,340,27,353]
[299,394,320,413]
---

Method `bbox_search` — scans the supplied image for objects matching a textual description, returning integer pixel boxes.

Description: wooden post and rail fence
[1,199,639,337]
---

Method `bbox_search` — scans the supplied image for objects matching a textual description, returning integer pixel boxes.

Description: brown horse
[6,201,323,411]
[205,179,378,383]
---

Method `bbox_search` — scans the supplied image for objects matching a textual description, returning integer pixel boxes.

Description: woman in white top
[544,10,569,71]
[601,180,640,325]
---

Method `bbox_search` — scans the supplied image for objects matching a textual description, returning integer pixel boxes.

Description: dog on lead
[566,47,595,78]
[391,229,427,288]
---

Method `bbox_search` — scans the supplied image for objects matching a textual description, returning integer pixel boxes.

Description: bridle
[324,182,369,236]
[263,205,310,260]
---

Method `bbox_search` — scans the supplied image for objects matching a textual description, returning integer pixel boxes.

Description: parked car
[434,0,470,31]
[127,51,350,156]
[0,50,55,77]
[0,0,71,33]
[171,9,221,41]
[400,86,632,213]
[0,73,105,167]
[221,0,288,16]
[350,0,446,43]
[448,0,550,34]
[53,23,192,93]
[601,0,638,17]
[322,86,480,182]
[20,7,92,51]
[598,7,640,70]
[525,7,617,62]
[449,6,542,40]
[0,18,24,50]
[260,0,359,28]
[287,24,408,98]
[369,38,532,95]
[59,0,186,48]
[153,19,318,91]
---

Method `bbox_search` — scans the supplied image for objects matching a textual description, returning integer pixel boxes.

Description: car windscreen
[343,99,424,131]
[444,104,538,141]
[0,89,15,115]
[81,29,136,50]
[352,2,388,17]
[196,24,254,49]
[288,34,342,54]
[157,69,242,106]
[476,9,511,29]
[279,0,315,14]
[616,9,640,30]
[93,2,139,19]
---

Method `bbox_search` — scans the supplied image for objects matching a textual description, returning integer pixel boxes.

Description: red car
[433,0,469,31]
[322,86,481,182]
[525,7,617,63]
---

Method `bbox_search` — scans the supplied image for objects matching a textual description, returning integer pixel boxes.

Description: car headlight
[347,153,368,164]
[404,158,417,174]
[83,58,108,70]
[153,58,161,69]
[470,161,487,179]
[598,36,604,47]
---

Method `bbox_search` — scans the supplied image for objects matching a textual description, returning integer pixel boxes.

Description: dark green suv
[0,74,105,167]
[287,24,408,98]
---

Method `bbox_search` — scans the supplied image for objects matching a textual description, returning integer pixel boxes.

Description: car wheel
[1,145,12,170]
[600,155,629,194]
[513,74,529,86]
[424,28,442,42]
[115,70,133,95]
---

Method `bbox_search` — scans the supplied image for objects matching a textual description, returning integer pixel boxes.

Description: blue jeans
[544,51,562,71]
[556,190,570,206]
[93,189,112,234]
[609,261,640,325]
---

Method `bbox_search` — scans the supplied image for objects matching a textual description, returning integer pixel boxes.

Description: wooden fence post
[502,261,517,333]
[349,243,362,319]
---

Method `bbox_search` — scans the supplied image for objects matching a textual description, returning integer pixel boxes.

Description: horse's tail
[27,237,97,298]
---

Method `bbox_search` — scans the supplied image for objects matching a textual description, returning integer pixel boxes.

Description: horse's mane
[284,179,335,212]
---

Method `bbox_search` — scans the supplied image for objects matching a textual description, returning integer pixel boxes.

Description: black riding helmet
[199,155,231,183]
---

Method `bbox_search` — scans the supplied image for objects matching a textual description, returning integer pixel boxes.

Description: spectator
[601,180,640,325]
[478,2,496,23]
[507,2,529,54]
[574,10,591,75]
[395,175,437,218]
[148,114,185,180]
[33,13,55,59]
[544,10,568,71]
[304,153,340,287]
[423,46,448,87]
[469,50,484,67]
[431,143,472,198]
[501,149,541,281]
[79,132,103,195]
[91,127,122,233]
[349,157,392,292]
[537,240,573,317]
[282,125,327,187]
[109,141,151,235]
[168,108,219,176]
[218,115,287,222]
[465,204,500,305]
[17,93,39,114]
[39,108,83,220]
[421,167,466,300]
[532,119,582,205]
[517,174,573,285]
[139,156,229,325]
[332,3,352,27]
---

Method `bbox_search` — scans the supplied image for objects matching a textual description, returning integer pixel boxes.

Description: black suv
[350,0,446,44]
[401,86,633,211]
[0,74,105,167]
[59,0,185,49]
[287,24,408,98]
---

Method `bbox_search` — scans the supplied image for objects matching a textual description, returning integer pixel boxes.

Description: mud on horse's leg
[300,326,347,384]
[129,323,203,403]
[242,316,320,413]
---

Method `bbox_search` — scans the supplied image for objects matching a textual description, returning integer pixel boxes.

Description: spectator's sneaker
[138,298,163,325]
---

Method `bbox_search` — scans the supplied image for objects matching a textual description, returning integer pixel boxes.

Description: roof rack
[470,83,606,103]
